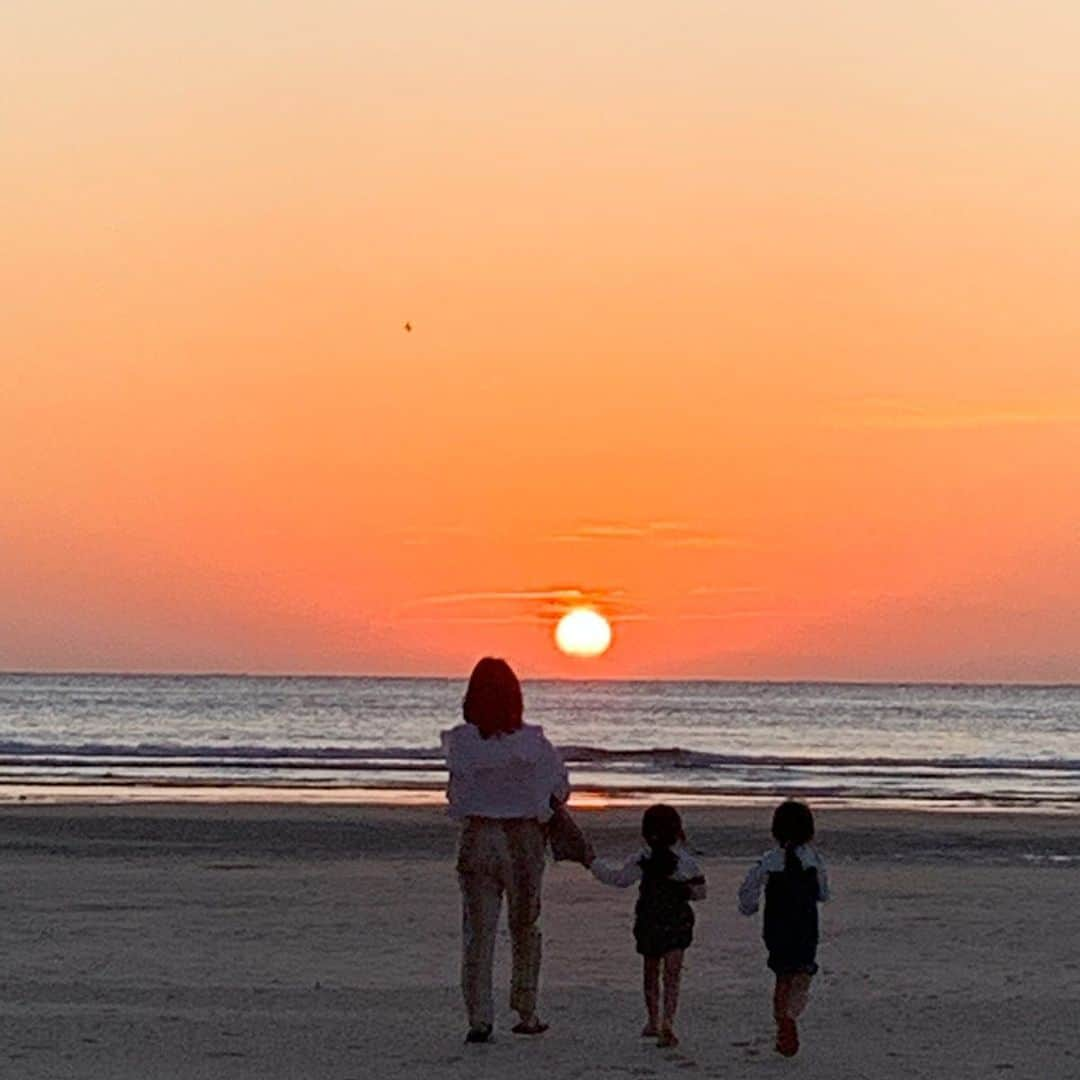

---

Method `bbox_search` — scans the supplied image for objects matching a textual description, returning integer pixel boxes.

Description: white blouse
[442,722,570,822]
[737,845,830,916]
[592,846,708,901]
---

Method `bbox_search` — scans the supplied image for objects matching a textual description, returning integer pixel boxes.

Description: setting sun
[554,608,613,658]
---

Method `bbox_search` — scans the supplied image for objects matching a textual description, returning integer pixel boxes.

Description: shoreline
[2,780,1079,816]
[2,799,1078,865]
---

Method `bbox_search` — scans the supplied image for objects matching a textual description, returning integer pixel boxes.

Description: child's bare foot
[775,1017,798,1056]
[657,1028,679,1048]
[641,1022,659,1037]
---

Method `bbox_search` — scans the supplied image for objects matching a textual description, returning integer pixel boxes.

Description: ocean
[1,673,1077,811]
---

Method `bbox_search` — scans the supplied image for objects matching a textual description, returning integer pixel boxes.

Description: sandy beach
[1,803,1077,1080]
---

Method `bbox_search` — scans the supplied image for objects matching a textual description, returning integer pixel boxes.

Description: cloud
[402,584,819,627]
[412,588,597,606]
[548,521,740,548]
[630,609,825,622]
[674,610,824,620]
[550,525,649,542]
[402,614,549,625]
[648,521,693,533]
[404,586,630,622]
[665,535,742,550]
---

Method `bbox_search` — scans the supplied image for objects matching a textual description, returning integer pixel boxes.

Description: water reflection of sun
[568,790,616,810]
[554,608,612,658]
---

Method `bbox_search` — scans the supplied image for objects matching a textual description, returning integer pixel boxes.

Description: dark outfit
[634,867,695,957]
[739,844,830,976]
[763,859,823,974]
[592,845,706,957]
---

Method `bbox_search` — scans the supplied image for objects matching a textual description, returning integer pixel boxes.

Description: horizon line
[1,668,1078,690]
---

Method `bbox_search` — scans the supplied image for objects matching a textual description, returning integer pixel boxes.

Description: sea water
[0,674,1077,810]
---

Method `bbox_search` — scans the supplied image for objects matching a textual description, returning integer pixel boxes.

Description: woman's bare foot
[657,1027,679,1048]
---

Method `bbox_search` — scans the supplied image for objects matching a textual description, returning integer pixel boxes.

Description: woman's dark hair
[462,657,524,739]
[640,803,685,880]
[771,799,815,873]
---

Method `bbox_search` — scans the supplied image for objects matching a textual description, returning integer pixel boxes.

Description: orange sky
[3,3,1080,679]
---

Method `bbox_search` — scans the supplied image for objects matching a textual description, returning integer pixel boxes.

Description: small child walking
[588,804,707,1048]
[738,799,830,1057]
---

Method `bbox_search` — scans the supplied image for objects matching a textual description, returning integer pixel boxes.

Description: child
[738,799,830,1057]
[588,804,707,1048]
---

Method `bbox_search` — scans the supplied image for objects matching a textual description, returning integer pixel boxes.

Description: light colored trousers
[456,817,546,1027]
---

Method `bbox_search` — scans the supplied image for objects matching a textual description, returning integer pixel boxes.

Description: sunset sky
[4,2,1080,679]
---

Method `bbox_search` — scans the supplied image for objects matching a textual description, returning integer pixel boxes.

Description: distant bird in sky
[403,321,412,332]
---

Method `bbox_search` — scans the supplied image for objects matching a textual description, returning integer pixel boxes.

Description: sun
[554,608,613,658]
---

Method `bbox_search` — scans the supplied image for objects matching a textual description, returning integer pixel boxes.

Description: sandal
[511,1019,549,1036]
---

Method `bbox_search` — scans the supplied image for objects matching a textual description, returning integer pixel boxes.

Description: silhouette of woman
[441,658,569,1043]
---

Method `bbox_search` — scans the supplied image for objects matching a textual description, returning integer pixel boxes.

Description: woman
[442,657,569,1044]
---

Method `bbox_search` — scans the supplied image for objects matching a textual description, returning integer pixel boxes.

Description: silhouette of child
[588,804,707,1048]
[738,799,830,1057]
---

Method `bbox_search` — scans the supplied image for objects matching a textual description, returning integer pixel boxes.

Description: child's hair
[771,799,815,874]
[640,803,685,879]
